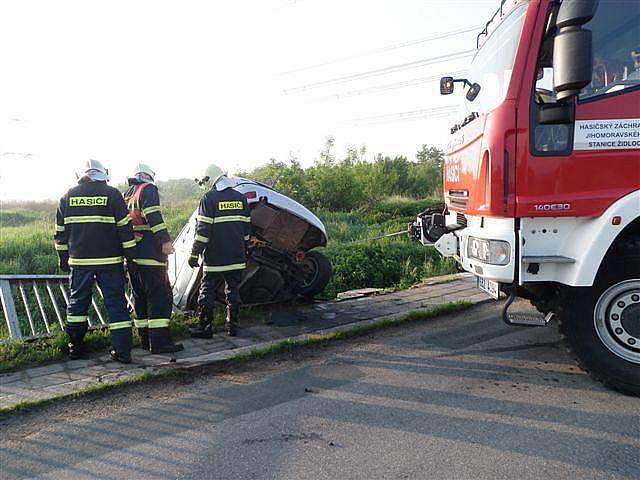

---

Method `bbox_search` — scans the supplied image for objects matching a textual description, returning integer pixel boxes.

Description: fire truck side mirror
[553,0,598,102]
[466,83,481,102]
[440,77,454,95]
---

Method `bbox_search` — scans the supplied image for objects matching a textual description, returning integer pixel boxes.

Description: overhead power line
[283,49,474,94]
[313,70,466,101]
[278,25,480,76]
[350,105,458,126]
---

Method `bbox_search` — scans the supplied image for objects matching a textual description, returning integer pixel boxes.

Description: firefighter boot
[138,327,150,351]
[226,305,239,337]
[110,349,132,364]
[67,330,85,360]
[190,310,213,339]
[149,328,184,354]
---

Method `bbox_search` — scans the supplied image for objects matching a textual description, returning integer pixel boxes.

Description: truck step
[502,293,551,327]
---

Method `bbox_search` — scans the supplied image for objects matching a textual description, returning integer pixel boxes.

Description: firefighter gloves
[188,255,200,269]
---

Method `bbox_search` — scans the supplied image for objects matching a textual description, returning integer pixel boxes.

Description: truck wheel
[293,251,332,297]
[556,237,640,395]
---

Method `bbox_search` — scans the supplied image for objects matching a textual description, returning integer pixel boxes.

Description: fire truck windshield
[458,4,527,121]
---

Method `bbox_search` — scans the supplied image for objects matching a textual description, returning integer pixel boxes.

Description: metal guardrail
[0,275,134,341]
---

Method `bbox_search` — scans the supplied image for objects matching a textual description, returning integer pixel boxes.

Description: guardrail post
[32,281,52,334]
[46,281,65,329]
[0,279,23,339]
[18,281,37,336]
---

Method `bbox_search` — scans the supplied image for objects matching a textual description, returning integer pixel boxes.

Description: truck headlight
[467,237,510,265]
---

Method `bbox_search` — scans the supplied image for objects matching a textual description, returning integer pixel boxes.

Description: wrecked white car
[169,177,331,310]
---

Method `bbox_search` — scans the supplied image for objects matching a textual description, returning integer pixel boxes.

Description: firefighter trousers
[198,271,243,313]
[66,266,132,354]
[129,266,174,347]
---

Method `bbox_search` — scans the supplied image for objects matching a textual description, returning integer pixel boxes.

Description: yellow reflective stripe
[69,256,124,266]
[142,206,161,216]
[64,216,115,224]
[121,239,136,249]
[195,234,208,243]
[133,224,152,231]
[151,222,167,233]
[133,258,167,267]
[54,243,69,251]
[213,215,250,224]
[55,224,65,232]
[67,315,88,323]
[203,262,246,272]
[243,235,250,241]
[116,214,131,227]
[197,215,214,224]
[134,319,148,328]
[147,318,170,329]
[109,320,132,330]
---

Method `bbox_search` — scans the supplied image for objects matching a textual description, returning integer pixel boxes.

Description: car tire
[293,251,332,297]
[556,236,640,396]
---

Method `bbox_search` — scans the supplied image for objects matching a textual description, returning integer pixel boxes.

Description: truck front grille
[449,198,468,209]
[456,212,467,228]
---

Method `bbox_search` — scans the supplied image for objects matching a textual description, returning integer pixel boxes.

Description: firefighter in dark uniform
[189,165,251,337]
[54,160,137,363]
[124,163,183,354]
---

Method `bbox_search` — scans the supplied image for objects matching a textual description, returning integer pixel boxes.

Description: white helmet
[202,164,233,191]
[77,159,109,182]
[130,163,156,183]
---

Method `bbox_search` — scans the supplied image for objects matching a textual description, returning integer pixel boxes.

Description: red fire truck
[413,0,640,394]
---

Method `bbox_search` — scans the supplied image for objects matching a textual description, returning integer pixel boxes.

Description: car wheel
[293,251,332,297]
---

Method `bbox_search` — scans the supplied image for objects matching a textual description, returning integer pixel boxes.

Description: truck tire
[556,237,640,395]
[293,251,332,298]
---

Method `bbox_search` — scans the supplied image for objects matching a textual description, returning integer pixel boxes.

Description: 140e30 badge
[533,203,571,212]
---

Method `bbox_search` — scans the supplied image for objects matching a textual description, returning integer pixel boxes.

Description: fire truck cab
[415,0,640,394]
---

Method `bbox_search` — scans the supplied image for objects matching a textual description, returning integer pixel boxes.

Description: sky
[0,0,502,201]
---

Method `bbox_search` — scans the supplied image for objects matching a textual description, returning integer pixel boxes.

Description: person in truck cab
[188,165,251,337]
[54,160,137,363]
[123,163,183,354]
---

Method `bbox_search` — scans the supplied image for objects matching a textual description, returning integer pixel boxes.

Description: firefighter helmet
[77,159,109,182]
[198,164,232,190]
[130,163,156,182]
[204,164,226,185]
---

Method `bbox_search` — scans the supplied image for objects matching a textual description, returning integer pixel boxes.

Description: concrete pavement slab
[0,274,489,411]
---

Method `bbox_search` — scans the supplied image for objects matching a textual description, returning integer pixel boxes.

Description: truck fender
[521,189,640,287]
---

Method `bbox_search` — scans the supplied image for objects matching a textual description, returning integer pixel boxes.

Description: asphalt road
[1,301,638,480]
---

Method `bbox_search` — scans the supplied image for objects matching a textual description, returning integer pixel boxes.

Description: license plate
[477,276,500,299]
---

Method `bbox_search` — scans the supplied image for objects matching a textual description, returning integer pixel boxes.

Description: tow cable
[349,230,408,244]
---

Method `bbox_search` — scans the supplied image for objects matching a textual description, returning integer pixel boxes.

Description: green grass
[0,329,111,372]
[319,197,454,298]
